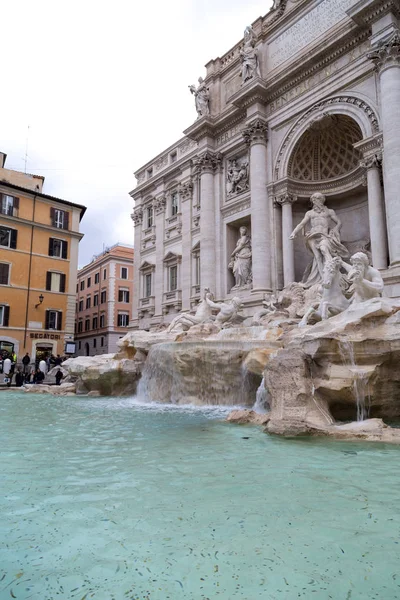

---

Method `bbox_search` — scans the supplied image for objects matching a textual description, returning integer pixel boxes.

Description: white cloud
[0,0,272,266]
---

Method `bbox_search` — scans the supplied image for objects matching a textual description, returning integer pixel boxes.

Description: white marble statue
[227,159,249,196]
[205,296,243,327]
[252,293,278,325]
[240,26,260,83]
[228,226,252,290]
[289,192,348,287]
[189,77,210,118]
[342,252,384,304]
[166,288,214,332]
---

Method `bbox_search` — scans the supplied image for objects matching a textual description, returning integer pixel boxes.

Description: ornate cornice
[348,0,400,27]
[368,31,400,73]
[192,151,223,175]
[360,152,382,170]
[242,119,268,146]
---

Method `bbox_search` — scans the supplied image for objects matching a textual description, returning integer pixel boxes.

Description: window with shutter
[47,310,62,330]
[60,274,66,293]
[0,305,10,326]
[1,195,15,216]
[49,238,68,259]
[0,263,10,285]
[0,227,17,249]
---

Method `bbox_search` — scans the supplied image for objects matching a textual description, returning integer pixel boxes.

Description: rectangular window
[46,310,62,331]
[195,255,201,286]
[80,281,85,291]
[46,272,66,293]
[78,321,83,333]
[169,265,178,291]
[95,273,99,284]
[100,290,107,303]
[100,336,104,347]
[93,294,99,307]
[87,277,91,288]
[0,263,10,285]
[78,341,82,350]
[103,268,107,280]
[171,192,178,216]
[118,289,130,303]
[86,297,91,309]
[85,319,90,332]
[117,313,129,327]
[93,338,97,348]
[147,206,153,229]
[100,315,105,328]
[0,305,10,326]
[50,207,69,230]
[145,273,152,298]
[79,300,83,312]
[49,238,68,259]
[0,227,17,249]
[1,194,18,216]
[121,267,128,280]
[92,316,98,329]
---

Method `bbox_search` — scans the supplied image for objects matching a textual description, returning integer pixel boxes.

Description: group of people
[2,351,65,388]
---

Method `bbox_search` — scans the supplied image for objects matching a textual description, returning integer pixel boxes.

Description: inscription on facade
[216,123,243,148]
[269,0,357,70]
[267,41,369,115]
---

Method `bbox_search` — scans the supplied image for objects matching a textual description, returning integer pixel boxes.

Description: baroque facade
[130,0,400,329]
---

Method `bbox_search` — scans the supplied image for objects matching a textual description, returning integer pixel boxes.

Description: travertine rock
[226,409,270,425]
[63,355,141,396]
[23,382,77,395]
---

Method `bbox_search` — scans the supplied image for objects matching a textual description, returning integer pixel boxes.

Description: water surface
[1,392,399,599]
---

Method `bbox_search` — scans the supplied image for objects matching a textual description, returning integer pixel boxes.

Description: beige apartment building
[75,243,134,356]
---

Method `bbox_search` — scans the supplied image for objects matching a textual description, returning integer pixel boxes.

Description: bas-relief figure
[290,192,348,287]
[228,226,252,291]
[166,288,214,332]
[240,26,261,84]
[226,158,249,197]
[189,77,210,118]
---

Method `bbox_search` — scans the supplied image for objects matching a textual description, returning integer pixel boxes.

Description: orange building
[75,243,134,356]
[0,152,86,363]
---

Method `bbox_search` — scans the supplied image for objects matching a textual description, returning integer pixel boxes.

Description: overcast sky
[1,0,272,267]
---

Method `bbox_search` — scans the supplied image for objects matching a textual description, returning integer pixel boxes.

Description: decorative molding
[179,180,193,202]
[222,199,251,218]
[275,96,380,179]
[242,119,268,146]
[192,151,223,175]
[153,195,166,215]
[272,168,367,198]
[368,31,400,73]
[131,207,143,225]
[274,193,297,206]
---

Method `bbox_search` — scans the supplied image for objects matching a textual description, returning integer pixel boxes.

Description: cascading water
[338,339,370,422]
[253,378,270,414]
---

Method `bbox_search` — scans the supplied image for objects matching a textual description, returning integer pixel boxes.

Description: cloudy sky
[1,0,272,266]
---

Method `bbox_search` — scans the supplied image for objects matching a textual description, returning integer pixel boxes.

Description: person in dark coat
[22,353,30,375]
[54,354,63,367]
[33,369,45,384]
[15,369,24,387]
[55,369,64,385]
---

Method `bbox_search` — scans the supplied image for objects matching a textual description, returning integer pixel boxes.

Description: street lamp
[35,294,44,308]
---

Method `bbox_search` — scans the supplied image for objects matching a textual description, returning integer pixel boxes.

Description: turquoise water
[1,393,400,600]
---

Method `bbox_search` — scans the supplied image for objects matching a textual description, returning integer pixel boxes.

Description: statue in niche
[240,25,261,83]
[228,226,252,290]
[166,288,214,332]
[289,192,348,287]
[189,77,210,118]
[205,295,244,327]
[227,158,249,197]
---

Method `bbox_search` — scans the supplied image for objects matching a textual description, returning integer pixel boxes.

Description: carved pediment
[139,261,155,272]
[163,251,182,264]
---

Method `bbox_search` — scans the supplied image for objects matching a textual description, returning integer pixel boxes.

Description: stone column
[243,119,271,292]
[275,193,297,286]
[179,180,193,311]
[193,151,221,293]
[153,195,166,319]
[369,32,400,266]
[130,206,143,327]
[360,154,388,269]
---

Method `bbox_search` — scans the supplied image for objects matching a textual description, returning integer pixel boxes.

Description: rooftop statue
[240,26,260,84]
[289,192,348,287]
[189,77,210,118]
[228,226,252,291]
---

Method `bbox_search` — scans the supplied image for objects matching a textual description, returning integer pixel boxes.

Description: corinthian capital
[242,119,268,146]
[153,195,166,215]
[368,31,400,73]
[131,207,143,225]
[179,180,194,202]
[192,151,222,175]
[360,152,382,170]
[274,193,297,206]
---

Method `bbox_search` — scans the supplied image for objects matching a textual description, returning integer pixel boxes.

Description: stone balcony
[162,289,182,315]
